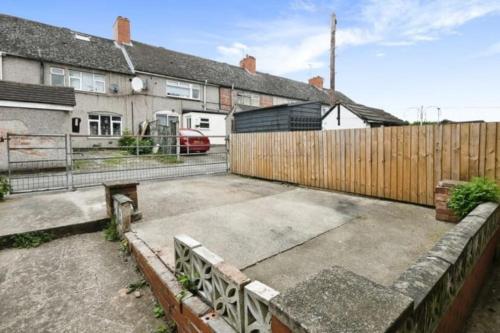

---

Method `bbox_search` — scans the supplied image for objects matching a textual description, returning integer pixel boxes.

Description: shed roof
[0,13,132,74]
[0,80,76,106]
[339,102,406,126]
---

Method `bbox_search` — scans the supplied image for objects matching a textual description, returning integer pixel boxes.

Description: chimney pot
[308,76,324,90]
[240,55,256,74]
[113,16,131,44]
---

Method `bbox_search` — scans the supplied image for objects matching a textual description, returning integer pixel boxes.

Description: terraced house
[0,14,404,149]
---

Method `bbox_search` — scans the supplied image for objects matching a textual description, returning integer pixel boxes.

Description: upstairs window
[166,80,200,100]
[69,70,106,93]
[50,67,65,87]
[273,96,299,106]
[237,92,260,106]
[88,114,122,136]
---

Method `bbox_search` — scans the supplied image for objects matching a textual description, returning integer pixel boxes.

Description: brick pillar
[103,181,140,219]
[113,194,133,236]
[435,180,466,223]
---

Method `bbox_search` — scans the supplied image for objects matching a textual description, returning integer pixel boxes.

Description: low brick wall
[266,202,499,333]
[125,233,232,333]
[392,202,499,333]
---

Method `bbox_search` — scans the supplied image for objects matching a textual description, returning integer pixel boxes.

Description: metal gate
[6,133,229,193]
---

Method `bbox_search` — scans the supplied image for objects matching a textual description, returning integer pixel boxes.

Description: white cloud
[215,0,500,76]
[290,0,317,12]
[217,42,248,57]
[375,52,385,57]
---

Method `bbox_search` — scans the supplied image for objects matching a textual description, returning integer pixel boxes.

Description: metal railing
[6,133,229,193]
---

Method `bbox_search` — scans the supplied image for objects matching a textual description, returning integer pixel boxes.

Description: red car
[179,128,210,154]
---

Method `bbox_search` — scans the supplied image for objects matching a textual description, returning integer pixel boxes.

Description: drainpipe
[203,79,207,110]
[0,52,4,80]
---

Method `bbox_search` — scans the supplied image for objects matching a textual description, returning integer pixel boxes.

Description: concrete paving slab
[130,176,452,291]
[0,232,166,333]
[133,187,359,270]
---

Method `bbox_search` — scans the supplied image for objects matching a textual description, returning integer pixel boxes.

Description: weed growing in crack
[104,217,120,242]
[153,303,165,318]
[127,279,147,294]
[11,231,54,248]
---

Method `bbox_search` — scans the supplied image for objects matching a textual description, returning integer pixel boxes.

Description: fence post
[6,133,11,184]
[176,121,180,162]
[68,134,74,190]
[225,135,230,172]
[135,135,139,156]
[65,134,71,190]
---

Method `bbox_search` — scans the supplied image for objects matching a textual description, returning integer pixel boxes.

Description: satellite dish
[131,77,144,92]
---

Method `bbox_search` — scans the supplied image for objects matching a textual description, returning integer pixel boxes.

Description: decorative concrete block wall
[173,235,279,333]
[191,246,223,304]
[174,234,201,277]
[244,281,280,333]
[212,262,251,332]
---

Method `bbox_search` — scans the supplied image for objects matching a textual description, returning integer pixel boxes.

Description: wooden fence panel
[230,122,500,206]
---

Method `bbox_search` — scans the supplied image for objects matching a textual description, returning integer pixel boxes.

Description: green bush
[448,178,500,218]
[118,130,153,155]
[0,176,11,200]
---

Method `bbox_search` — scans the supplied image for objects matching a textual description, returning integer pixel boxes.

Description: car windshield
[180,129,204,137]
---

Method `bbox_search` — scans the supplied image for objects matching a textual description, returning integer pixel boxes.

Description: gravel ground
[465,258,500,333]
[0,232,169,333]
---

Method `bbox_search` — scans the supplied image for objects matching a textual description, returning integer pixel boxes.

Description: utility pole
[330,12,337,106]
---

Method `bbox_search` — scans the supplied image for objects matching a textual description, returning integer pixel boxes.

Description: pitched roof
[125,41,353,104]
[0,80,76,106]
[0,13,132,74]
[339,102,406,126]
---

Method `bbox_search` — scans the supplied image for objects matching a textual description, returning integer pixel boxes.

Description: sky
[2,0,500,122]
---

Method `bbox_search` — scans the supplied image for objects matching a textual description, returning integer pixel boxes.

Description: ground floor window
[88,114,122,136]
[199,117,210,129]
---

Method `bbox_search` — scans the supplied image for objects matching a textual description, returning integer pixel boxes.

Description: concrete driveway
[129,175,452,291]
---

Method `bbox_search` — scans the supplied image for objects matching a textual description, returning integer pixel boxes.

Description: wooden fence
[230,123,500,206]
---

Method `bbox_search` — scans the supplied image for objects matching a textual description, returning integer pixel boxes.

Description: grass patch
[73,159,91,170]
[449,177,500,218]
[152,154,183,165]
[103,157,123,166]
[104,217,120,242]
[10,231,54,248]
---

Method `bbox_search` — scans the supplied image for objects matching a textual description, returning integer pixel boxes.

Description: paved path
[0,174,246,237]
[0,232,166,333]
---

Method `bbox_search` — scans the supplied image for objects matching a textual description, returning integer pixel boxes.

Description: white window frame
[50,67,65,87]
[237,92,260,106]
[186,116,192,129]
[88,114,122,136]
[166,80,201,100]
[69,70,106,93]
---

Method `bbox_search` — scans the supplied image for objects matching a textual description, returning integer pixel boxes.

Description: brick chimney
[113,16,131,44]
[240,55,256,74]
[308,76,324,90]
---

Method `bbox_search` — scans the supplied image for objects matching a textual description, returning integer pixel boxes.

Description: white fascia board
[0,100,74,111]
